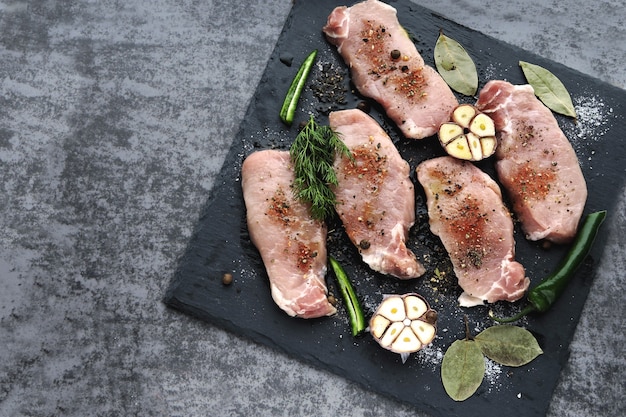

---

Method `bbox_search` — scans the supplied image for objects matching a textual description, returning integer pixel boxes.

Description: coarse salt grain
[565,95,612,145]
[484,357,503,393]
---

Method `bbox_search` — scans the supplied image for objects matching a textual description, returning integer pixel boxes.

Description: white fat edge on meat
[327,7,350,49]
[458,254,529,307]
[270,282,298,317]
[269,266,331,317]
[458,292,486,308]
[360,223,412,276]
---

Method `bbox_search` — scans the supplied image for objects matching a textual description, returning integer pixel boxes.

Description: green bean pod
[279,49,317,125]
[329,256,366,336]
[491,210,607,323]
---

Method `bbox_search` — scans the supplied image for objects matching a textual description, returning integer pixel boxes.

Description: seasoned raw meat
[416,156,529,306]
[330,109,425,279]
[241,150,336,318]
[323,0,458,139]
[476,80,587,244]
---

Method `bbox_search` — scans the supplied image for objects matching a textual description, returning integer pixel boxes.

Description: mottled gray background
[1,1,624,416]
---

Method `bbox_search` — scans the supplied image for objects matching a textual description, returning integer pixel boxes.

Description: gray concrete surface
[1,0,624,416]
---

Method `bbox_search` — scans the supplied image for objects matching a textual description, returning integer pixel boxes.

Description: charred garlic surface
[370,293,437,362]
[438,104,496,161]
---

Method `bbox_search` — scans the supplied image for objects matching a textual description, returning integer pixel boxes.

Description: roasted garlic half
[370,293,437,362]
[438,104,497,161]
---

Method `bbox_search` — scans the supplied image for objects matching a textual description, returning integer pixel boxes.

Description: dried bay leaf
[434,32,478,96]
[441,339,485,401]
[475,325,543,367]
[519,61,577,118]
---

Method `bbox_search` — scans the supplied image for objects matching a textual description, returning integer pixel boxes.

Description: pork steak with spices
[323,0,458,139]
[476,80,588,244]
[242,150,337,318]
[330,108,425,279]
[416,156,529,306]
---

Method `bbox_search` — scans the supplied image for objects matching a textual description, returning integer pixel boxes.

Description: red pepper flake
[448,196,489,268]
[390,67,427,100]
[357,20,428,101]
[431,168,462,197]
[512,162,556,201]
[295,241,318,272]
[267,187,291,224]
[341,145,388,188]
[359,22,396,78]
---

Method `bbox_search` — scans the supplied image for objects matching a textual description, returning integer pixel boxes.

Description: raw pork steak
[416,156,529,306]
[476,80,587,244]
[330,109,425,279]
[323,0,458,139]
[242,150,336,318]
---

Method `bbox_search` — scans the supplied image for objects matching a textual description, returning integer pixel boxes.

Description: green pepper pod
[279,49,317,126]
[329,256,366,336]
[491,210,607,323]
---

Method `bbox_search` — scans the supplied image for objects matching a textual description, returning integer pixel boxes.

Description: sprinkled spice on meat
[323,0,457,139]
[268,187,291,223]
[511,163,556,201]
[242,150,336,319]
[476,80,587,243]
[417,156,529,307]
[330,108,425,279]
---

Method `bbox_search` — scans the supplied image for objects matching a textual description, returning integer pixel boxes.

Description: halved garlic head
[438,104,497,161]
[369,293,437,358]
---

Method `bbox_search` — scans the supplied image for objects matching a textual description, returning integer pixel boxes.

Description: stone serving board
[164,1,625,416]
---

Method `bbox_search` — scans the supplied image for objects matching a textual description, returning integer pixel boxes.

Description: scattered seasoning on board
[222,273,233,286]
[429,266,457,295]
[310,62,348,113]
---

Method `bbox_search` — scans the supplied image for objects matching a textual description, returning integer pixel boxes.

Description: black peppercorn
[356,101,371,113]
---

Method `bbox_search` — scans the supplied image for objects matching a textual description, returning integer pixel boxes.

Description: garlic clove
[470,112,496,137]
[452,103,476,128]
[481,136,497,158]
[370,314,391,339]
[391,327,422,353]
[467,132,483,161]
[438,122,464,144]
[445,135,473,160]
[379,321,405,348]
[411,320,437,345]
[404,294,428,320]
[377,296,406,322]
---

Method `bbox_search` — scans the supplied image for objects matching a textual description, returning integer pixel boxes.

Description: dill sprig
[290,115,351,221]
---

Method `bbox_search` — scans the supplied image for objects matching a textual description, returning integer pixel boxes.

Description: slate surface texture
[1,1,624,416]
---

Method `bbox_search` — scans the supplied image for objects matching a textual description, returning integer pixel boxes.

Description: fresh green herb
[519,61,577,118]
[279,49,318,125]
[329,256,366,336]
[290,115,351,221]
[442,317,542,401]
[491,210,607,323]
[434,30,478,96]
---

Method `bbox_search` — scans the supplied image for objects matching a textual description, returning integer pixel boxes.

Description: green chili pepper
[491,210,607,323]
[329,256,366,336]
[279,49,317,126]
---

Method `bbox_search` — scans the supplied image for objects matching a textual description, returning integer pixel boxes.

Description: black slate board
[164,1,626,416]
